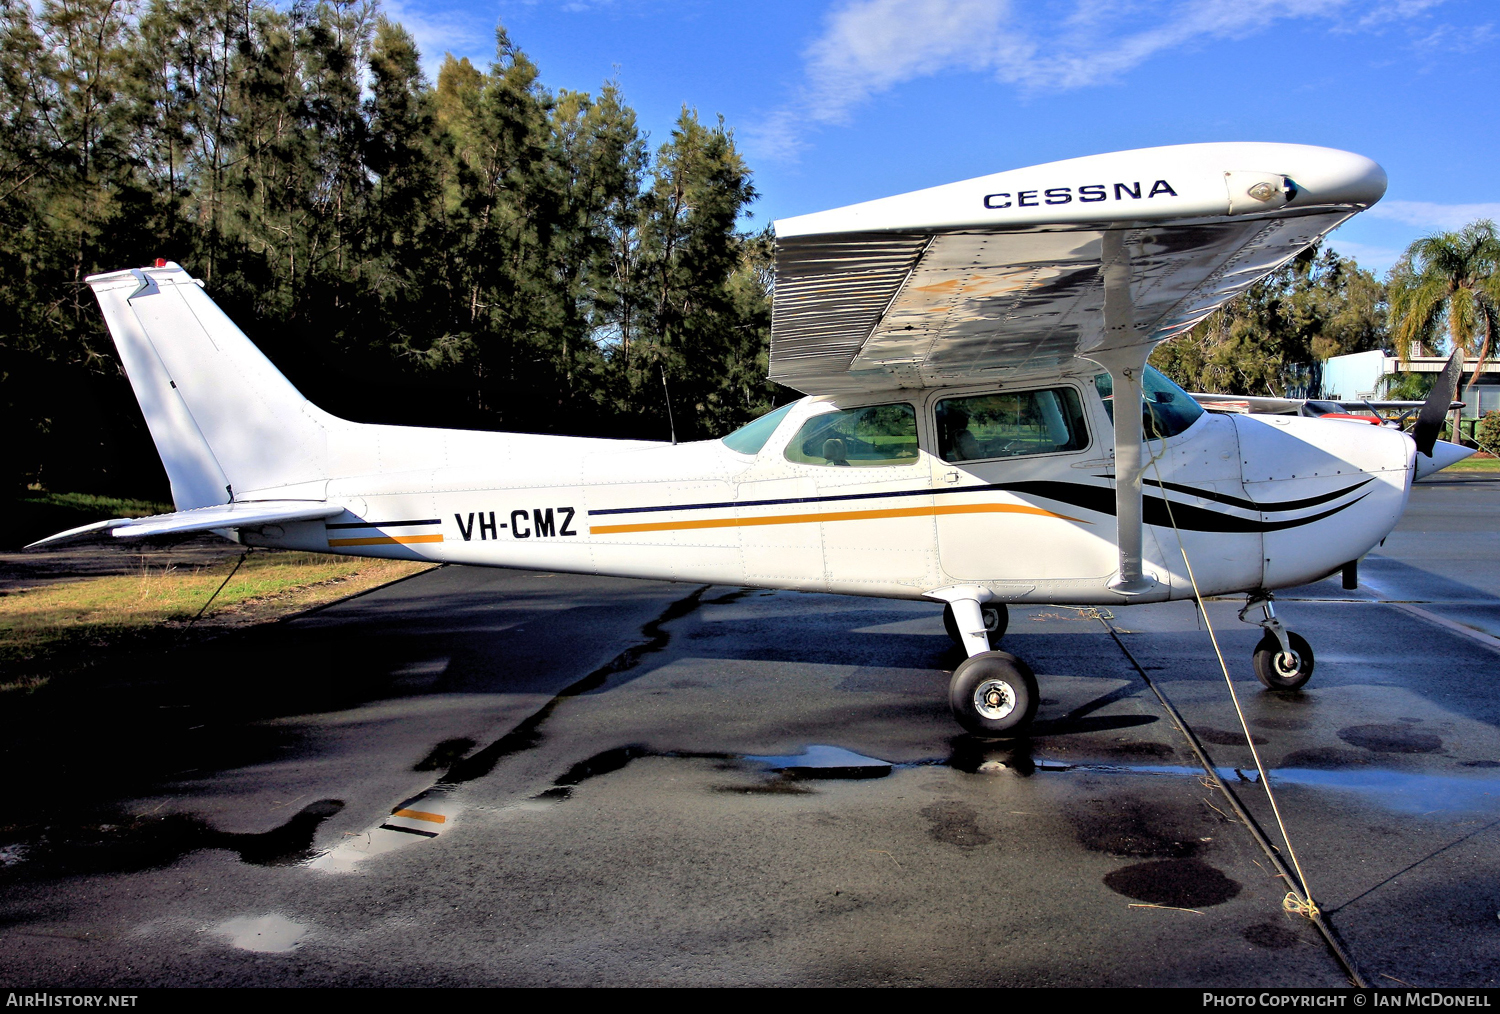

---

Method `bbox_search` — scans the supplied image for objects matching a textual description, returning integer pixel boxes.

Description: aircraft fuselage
[242,367,1415,606]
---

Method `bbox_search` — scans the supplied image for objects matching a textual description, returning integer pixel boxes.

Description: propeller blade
[1411,346,1464,456]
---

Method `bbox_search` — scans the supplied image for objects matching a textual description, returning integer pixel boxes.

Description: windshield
[721,403,794,455]
[1094,366,1204,440]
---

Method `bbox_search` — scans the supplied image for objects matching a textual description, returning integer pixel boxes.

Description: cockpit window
[784,403,919,467]
[935,387,1089,463]
[721,403,794,455]
[1095,366,1204,440]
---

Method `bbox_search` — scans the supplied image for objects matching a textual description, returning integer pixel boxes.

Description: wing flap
[26,501,344,549]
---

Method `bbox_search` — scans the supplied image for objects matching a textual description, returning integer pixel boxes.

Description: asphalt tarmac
[2,474,1498,987]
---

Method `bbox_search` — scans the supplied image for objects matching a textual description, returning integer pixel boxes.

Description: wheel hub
[973,678,1017,720]
[1273,652,1301,678]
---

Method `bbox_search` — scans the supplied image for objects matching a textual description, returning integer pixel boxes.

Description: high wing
[26,500,344,549]
[770,143,1386,396]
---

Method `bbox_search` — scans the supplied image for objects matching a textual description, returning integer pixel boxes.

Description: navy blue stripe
[326,518,441,530]
[582,477,1374,540]
[590,483,999,517]
[587,477,1373,519]
[1145,476,1373,512]
[1000,480,1372,533]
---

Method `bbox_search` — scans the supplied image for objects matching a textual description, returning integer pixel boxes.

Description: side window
[935,388,1088,463]
[784,403,919,467]
[1094,366,1204,440]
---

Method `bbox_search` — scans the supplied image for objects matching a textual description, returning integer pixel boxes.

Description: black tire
[949,651,1038,735]
[1253,631,1314,691]
[942,602,1009,648]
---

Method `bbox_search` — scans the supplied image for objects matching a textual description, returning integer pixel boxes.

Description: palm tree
[1387,220,1500,441]
[1388,220,1500,368]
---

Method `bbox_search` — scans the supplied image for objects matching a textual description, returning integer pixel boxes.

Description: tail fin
[88,263,330,509]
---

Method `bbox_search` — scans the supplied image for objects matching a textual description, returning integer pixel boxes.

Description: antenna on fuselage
[661,364,677,445]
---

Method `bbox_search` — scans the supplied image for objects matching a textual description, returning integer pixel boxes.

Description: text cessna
[983,179,1180,209]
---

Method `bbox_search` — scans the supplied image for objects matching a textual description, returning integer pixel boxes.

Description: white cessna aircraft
[36,142,1475,735]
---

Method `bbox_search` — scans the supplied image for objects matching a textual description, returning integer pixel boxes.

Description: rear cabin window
[784,403,919,467]
[721,402,794,455]
[934,388,1089,463]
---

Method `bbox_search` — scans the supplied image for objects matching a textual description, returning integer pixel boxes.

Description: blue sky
[384,0,1498,276]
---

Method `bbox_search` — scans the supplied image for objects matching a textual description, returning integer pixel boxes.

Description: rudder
[88,263,331,509]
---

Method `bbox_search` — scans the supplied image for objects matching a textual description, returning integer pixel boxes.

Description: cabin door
[930,385,1118,585]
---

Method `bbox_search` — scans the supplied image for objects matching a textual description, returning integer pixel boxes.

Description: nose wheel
[1252,631,1314,690]
[949,651,1038,735]
[1241,593,1314,691]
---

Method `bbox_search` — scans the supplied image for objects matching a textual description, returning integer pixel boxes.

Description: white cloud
[1367,200,1500,230]
[1322,239,1404,274]
[382,0,492,75]
[800,0,1008,124]
[752,0,1466,160]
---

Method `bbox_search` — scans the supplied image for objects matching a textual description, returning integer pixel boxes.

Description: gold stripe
[327,534,445,547]
[392,808,446,824]
[589,502,1085,536]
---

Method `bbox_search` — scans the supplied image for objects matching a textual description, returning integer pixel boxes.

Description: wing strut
[1082,231,1156,597]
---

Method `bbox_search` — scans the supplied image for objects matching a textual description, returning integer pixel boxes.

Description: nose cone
[1413,439,1476,480]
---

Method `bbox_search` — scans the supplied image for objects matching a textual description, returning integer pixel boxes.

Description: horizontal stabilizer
[25,501,344,549]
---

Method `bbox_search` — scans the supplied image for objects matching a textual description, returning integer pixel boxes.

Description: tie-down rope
[1138,413,1318,918]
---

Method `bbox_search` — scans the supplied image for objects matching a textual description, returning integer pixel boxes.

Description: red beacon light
[153,258,167,268]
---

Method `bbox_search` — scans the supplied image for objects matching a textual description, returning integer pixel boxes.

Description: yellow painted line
[589,501,1086,536]
[327,534,445,547]
[392,808,447,824]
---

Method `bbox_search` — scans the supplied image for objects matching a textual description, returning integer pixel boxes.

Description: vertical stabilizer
[87,263,331,509]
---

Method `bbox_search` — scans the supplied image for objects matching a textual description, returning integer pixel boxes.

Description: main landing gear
[950,651,1038,735]
[943,602,1008,649]
[1240,592,1315,691]
[941,600,1034,734]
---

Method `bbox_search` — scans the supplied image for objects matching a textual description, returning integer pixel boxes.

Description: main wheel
[943,602,1009,649]
[949,651,1038,735]
[1253,631,1314,691]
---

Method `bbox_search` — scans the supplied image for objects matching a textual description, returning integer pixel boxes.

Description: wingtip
[22,518,133,550]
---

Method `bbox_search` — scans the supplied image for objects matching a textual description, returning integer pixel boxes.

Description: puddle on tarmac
[213,913,308,953]
[920,801,992,847]
[962,754,1500,816]
[744,745,893,780]
[308,791,461,874]
[1195,727,1269,747]
[1267,767,1500,813]
[1104,858,1242,908]
[308,589,711,871]
[0,800,343,877]
[528,743,892,805]
[1338,724,1444,754]
[414,738,476,772]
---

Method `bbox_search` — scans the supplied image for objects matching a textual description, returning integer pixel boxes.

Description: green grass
[0,552,434,692]
[1447,456,1500,472]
